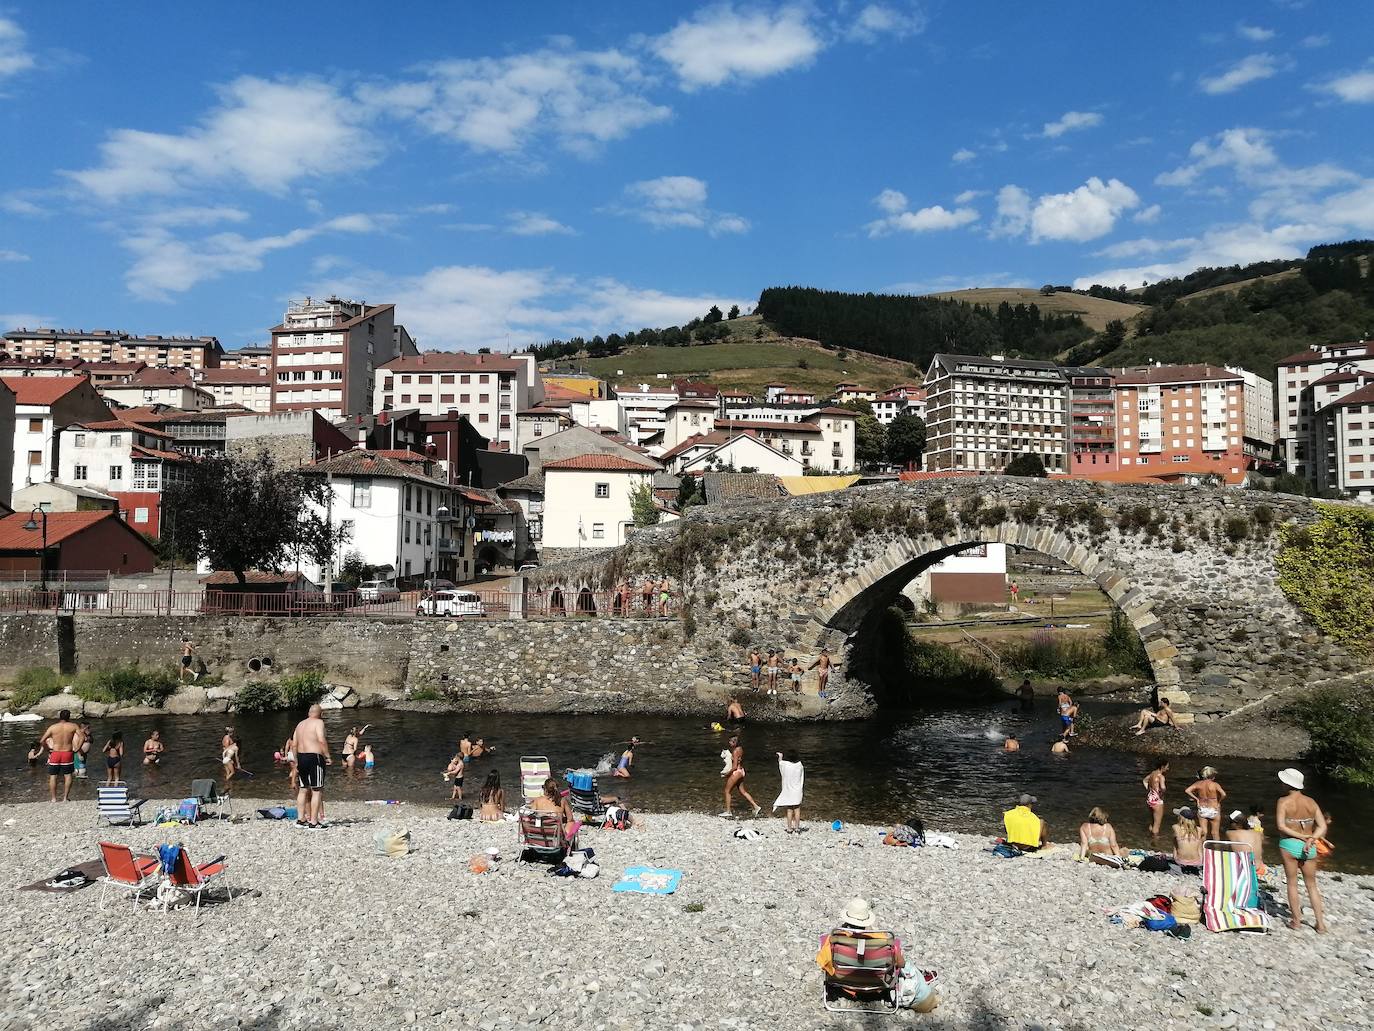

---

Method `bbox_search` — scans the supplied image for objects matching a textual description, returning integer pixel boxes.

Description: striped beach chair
[822,930,902,1013]
[516,809,577,864]
[95,785,146,827]
[1202,840,1271,933]
[520,756,550,802]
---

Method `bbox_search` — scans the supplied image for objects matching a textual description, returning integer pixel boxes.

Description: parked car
[516,563,539,573]
[358,580,401,604]
[416,590,486,617]
[423,578,457,591]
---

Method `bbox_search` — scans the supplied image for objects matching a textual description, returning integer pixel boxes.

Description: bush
[1103,608,1151,676]
[728,627,751,648]
[409,686,445,702]
[73,665,178,706]
[1223,516,1250,543]
[279,671,326,709]
[1292,686,1374,786]
[7,667,62,713]
[234,681,283,714]
[1277,504,1374,646]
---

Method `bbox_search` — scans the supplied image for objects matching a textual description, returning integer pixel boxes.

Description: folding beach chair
[167,847,232,915]
[517,809,577,864]
[190,778,230,820]
[565,770,607,822]
[97,842,160,910]
[520,756,551,802]
[821,930,902,1014]
[95,784,146,827]
[1202,840,1271,933]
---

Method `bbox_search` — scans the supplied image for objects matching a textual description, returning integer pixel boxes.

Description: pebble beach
[2,800,1372,1031]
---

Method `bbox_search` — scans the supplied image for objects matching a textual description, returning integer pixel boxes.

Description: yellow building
[542,375,605,399]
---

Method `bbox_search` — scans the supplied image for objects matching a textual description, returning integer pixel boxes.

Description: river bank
[2,801,1371,1031]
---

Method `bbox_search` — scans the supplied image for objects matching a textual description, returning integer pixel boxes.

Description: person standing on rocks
[774,750,804,832]
[658,577,672,617]
[748,648,762,692]
[179,637,198,683]
[765,650,780,695]
[1276,769,1328,933]
[293,704,332,829]
[41,709,82,802]
[721,736,761,819]
[809,649,838,696]
[1186,766,1227,842]
[1143,761,1169,838]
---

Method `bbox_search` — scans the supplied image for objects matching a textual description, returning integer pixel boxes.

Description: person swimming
[613,738,639,779]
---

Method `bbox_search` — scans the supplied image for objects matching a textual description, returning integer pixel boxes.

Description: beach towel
[19,860,104,894]
[773,758,804,810]
[1202,846,1270,933]
[612,866,682,895]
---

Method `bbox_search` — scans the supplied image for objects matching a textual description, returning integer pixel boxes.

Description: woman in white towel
[774,750,805,834]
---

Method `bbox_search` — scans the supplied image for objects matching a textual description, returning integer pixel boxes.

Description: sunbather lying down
[883,818,924,847]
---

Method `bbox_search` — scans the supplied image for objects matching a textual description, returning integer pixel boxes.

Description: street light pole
[21,506,49,595]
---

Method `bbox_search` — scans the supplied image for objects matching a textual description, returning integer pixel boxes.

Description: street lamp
[21,506,49,594]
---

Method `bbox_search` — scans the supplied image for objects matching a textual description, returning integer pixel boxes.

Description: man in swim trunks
[721,736,761,819]
[292,703,332,828]
[748,648,762,691]
[180,636,197,683]
[726,697,745,723]
[1003,734,1019,752]
[809,648,837,697]
[1056,689,1075,740]
[765,649,780,695]
[42,709,82,802]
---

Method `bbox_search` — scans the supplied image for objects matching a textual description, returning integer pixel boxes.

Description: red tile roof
[379,351,525,373]
[307,449,449,485]
[543,453,660,471]
[661,430,732,460]
[0,510,125,549]
[1310,371,1364,387]
[76,419,172,438]
[131,445,188,461]
[667,398,717,409]
[1276,345,1374,366]
[1114,364,1242,386]
[369,449,427,462]
[1,375,90,406]
[812,406,857,417]
[1331,384,1374,408]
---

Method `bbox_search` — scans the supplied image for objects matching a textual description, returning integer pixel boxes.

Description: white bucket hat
[842,897,875,928]
[1278,768,1305,790]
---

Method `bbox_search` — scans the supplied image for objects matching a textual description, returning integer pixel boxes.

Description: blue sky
[1,1,1372,350]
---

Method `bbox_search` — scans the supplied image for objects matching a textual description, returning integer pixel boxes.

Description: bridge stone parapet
[538,478,1361,717]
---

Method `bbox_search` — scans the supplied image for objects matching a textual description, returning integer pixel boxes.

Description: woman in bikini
[1172,806,1203,873]
[1275,768,1328,933]
[1185,766,1227,841]
[1077,806,1127,865]
[1143,760,1169,837]
[478,771,506,822]
[102,733,124,784]
[221,732,240,786]
[142,730,165,766]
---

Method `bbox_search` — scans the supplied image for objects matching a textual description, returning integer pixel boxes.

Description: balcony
[437,538,458,554]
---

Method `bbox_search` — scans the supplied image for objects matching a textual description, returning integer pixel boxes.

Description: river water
[5,701,1371,871]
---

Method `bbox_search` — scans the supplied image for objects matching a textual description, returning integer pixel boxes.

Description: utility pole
[165,504,175,616]
[324,471,334,601]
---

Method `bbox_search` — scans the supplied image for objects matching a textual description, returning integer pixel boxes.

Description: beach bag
[1170,895,1201,923]
[1142,912,1178,932]
[603,805,632,830]
[372,828,412,858]
[567,770,595,792]
[447,804,474,821]
[1138,855,1171,872]
[177,798,200,824]
[256,807,290,820]
[895,964,939,1012]
[157,843,183,875]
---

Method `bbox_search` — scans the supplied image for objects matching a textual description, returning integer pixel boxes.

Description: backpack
[1138,855,1171,872]
[447,804,474,821]
[603,805,632,830]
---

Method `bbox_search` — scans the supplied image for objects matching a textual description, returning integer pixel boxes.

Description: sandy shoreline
[3,800,1372,1030]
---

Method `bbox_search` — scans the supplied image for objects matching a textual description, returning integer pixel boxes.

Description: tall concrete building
[2,327,223,369]
[374,352,542,450]
[1276,339,1374,479]
[1112,365,1252,473]
[923,354,1070,473]
[269,297,417,421]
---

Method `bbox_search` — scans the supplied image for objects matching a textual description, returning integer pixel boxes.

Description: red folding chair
[168,848,233,914]
[97,841,160,910]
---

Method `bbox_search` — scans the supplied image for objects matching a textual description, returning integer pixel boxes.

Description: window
[73,464,88,479]
[460,374,471,384]
[595,482,610,498]
[460,393,471,403]
[109,433,123,446]
[404,520,411,544]
[133,507,149,524]
[592,522,605,540]
[27,417,43,433]
[109,465,124,481]
[352,479,372,508]
[73,433,86,448]
[479,413,489,422]
[440,394,454,403]
[1172,455,1189,463]
[404,483,412,511]
[479,374,489,384]
[419,394,432,403]
[440,375,454,384]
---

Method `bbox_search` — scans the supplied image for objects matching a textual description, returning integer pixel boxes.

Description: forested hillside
[753,286,1093,371]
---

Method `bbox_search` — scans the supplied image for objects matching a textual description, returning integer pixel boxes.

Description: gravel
[3,800,1372,1030]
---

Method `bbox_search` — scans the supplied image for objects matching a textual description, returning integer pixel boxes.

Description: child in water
[361,744,376,769]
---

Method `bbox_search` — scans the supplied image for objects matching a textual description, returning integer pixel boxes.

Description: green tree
[1004,453,1048,477]
[628,481,661,528]
[703,305,724,324]
[163,451,348,585]
[885,412,927,468]
[1277,504,1374,646]
[727,304,740,319]
[676,477,705,510]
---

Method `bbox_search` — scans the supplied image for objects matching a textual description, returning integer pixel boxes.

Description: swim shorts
[47,750,74,776]
[297,752,326,790]
[1279,837,1318,861]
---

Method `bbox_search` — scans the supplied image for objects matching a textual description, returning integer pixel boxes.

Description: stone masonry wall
[0,615,61,679]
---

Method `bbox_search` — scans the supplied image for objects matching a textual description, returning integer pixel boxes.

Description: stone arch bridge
[537,478,1358,721]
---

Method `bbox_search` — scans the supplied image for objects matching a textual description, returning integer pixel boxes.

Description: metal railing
[0,586,682,621]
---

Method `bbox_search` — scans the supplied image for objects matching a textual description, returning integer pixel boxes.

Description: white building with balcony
[375,352,542,449]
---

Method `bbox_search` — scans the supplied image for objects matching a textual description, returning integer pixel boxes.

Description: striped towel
[1202,846,1270,933]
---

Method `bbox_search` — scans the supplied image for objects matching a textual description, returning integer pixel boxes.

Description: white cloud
[0,16,34,80]
[1318,68,1374,104]
[951,147,976,163]
[614,175,750,235]
[1156,127,1278,187]
[1301,34,1330,48]
[506,211,575,236]
[865,190,978,236]
[1236,24,1275,42]
[0,195,44,216]
[123,214,377,300]
[314,264,750,349]
[953,189,984,204]
[1132,203,1162,224]
[1041,110,1103,138]
[991,184,1031,237]
[1092,236,1196,261]
[1027,177,1139,242]
[654,4,822,89]
[1073,222,1323,289]
[844,4,928,44]
[0,249,28,262]
[65,77,376,200]
[363,47,670,155]
[1199,54,1281,95]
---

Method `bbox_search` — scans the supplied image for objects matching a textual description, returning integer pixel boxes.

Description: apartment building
[197,367,273,412]
[220,345,273,370]
[1065,367,1118,473]
[1311,375,1374,502]
[1113,365,1249,472]
[835,383,878,404]
[2,327,224,368]
[1276,340,1374,479]
[57,420,186,536]
[374,352,541,449]
[540,453,660,552]
[270,297,416,420]
[3,376,112,495]
[614,384,680,445]
[923,354,1069,473]
[99,368,215,411]
[873,385,926,426]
